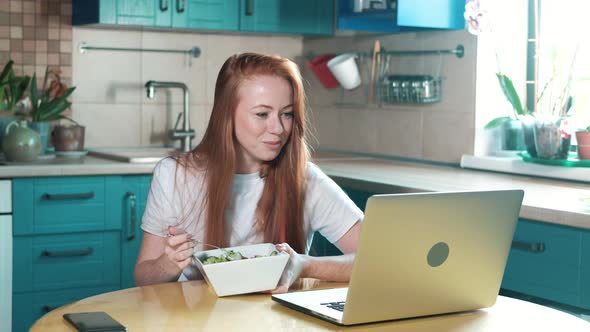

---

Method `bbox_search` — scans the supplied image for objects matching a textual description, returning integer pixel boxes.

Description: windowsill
[460,154,590,184]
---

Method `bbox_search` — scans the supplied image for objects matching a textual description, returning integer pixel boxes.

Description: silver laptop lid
[342,190,524,325]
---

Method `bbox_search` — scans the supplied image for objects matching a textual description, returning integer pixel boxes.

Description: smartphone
[63,312,127,332]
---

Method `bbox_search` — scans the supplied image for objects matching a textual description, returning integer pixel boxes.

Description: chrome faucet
[144,80,195,152]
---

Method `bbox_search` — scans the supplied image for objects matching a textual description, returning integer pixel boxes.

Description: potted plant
[575,126,590,160]
[0,60,31,149]
[464,0,576,158]
[27,67,79,154]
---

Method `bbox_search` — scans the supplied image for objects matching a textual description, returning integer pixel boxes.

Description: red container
[306,54,340,89]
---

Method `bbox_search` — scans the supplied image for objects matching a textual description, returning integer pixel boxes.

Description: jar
[2,120,41,162]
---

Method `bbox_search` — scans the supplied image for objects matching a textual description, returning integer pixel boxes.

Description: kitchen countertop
[1,151,589,230]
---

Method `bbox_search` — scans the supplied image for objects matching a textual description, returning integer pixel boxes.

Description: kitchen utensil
[368,40,381,104]
[327,53,361,90]
[192,239,232,257]
[306,54,340,89]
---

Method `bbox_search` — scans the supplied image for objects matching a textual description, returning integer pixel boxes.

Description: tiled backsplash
[302,31,477,163]
[2,0,475,163]
[0,0,72,86]
[72,28,303,149]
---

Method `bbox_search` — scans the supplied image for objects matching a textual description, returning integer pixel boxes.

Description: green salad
[202,250,279,265]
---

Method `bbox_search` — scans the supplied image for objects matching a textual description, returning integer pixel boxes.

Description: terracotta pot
[576,131,590,160]
[51,125,85,152]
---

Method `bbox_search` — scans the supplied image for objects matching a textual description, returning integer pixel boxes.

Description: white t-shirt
[141,158,363,279]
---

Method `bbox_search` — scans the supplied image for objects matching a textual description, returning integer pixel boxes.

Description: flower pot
[501,119,526,151]
[29,121,51,155]
[533,117,571,160]
[576,131,590,160]
[51,125,85,152]
[520,115,538,157]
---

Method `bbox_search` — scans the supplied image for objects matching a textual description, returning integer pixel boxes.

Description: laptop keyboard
[320,301,346,312]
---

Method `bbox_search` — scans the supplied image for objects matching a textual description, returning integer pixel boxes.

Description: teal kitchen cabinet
[107,175,152,289]
[501,219,590,311]
[73,0,332,35]
[172,0,239,30]
[12,174,153,331]
[240,0,334,35]
[337,0,465,33]
[73,0,239,31]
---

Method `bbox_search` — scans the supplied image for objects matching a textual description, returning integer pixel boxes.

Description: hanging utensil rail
[78,42,201,58]
[305,44,464,60]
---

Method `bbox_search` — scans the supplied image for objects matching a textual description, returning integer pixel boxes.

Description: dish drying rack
[305,44,464,107]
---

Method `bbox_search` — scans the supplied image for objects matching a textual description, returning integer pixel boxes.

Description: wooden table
[31,280,590,331]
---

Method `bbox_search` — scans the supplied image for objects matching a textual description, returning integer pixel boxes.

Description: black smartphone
[63,312,127,332]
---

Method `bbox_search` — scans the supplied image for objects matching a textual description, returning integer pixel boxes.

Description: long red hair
[175,53,309,253]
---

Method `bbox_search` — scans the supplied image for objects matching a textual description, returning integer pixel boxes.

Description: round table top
[31,280,590,331]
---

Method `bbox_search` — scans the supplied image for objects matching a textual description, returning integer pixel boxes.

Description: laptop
[272,189,524,325]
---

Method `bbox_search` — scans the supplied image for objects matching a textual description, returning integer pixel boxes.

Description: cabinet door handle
[41,192,94,200]
[41,248,93,257]
[126,192,137,241]
[176,0,185,13]
[160,0,169,11]
[245,0,254,16]
[512,240,546,253]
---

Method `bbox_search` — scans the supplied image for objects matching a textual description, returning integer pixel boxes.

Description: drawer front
[13,285,118,332]
[13,176,117,235]
[502,219,582,305]
[14,232,121,292]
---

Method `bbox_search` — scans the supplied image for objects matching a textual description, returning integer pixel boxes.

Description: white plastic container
[193,243,289,297]
[327,53,362,90]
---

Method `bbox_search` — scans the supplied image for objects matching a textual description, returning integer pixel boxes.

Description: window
[527,0,590,128]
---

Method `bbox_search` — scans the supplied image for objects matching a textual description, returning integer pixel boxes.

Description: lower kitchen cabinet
[501,219,590,311]
[12,174,152,331]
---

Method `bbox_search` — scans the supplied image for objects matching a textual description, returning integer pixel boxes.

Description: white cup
[327,53,361,90]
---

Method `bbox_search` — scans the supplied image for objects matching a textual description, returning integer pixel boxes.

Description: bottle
[2,120,41,162]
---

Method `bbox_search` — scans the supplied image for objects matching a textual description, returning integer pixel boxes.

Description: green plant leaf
[496,73,526,116]
[484,116,513,129]
[30,73,39,119]
[0,60,14,84]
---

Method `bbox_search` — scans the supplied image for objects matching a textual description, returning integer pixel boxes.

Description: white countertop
[1,152,589,230]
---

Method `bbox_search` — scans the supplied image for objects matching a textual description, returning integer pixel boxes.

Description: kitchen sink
[88,147,180,163]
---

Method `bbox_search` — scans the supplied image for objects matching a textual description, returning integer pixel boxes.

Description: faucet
[144,80,195,152]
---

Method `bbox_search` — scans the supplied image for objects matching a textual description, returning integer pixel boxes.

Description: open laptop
[272,189,524,326]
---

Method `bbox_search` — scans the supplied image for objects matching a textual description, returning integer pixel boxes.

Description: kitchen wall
[2,1,477,163]
[71,28,303,148]
[301,31,477,163]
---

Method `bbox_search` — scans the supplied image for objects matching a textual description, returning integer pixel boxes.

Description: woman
[134,53,363,292]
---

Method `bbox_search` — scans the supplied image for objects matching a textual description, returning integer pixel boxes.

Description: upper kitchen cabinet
[172,0,239,30]
[73,0,332,35]
[239,0,334,35]
[73,0,239,31]
[337,0,465,33]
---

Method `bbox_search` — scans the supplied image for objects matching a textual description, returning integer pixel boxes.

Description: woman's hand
[272,242,307,294]
[164,226,195,272]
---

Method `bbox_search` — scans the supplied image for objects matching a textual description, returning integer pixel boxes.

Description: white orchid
[464,0,491,35]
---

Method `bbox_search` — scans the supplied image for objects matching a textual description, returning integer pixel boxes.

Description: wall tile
[140,31,208,105]
[372,108,424,158]
[422,110,474,163]
[72,103,142,148]
[72,28,142,104]
[140,103,209,148]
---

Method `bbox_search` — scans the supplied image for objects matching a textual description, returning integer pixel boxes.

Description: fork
[191,239,232,256]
